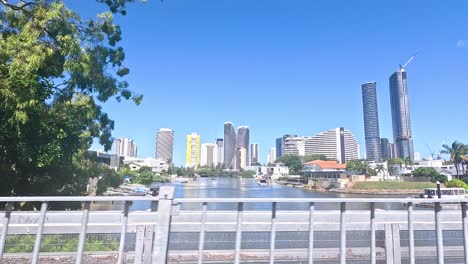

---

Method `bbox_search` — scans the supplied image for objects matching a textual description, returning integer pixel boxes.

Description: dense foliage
[118,166,169,185]
[0,0,142,196]
[345,159,377,176]
[275,155,303,174]
[412,167,448,183]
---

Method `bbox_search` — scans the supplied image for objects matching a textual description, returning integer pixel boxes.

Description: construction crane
[399,52,418,71]
[426,144,436,160]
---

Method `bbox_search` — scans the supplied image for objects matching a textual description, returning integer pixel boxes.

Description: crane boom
[399,52,418,71]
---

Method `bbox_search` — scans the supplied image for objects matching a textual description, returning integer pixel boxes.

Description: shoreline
[327,188,420,195]
[278,182,421,195]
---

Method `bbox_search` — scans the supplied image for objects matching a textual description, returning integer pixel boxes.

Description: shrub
[446,179,468,189]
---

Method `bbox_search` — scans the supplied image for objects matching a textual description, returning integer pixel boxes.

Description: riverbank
[280,180,436,195]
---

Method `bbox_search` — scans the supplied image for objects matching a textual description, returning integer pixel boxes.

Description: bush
[446,179,468,189]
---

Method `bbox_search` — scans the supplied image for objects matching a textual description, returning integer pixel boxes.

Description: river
[130,177,408,211]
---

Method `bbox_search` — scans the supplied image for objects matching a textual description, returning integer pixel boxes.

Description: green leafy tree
[134,167,154,185]
[276,155,303,174]
[345,160,368,174]
[0,0,142,196]
[412,167,447,183]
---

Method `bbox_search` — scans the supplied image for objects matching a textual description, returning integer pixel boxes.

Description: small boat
[403,188,468,209]
[211,177,216,180]
[258,179,268,186]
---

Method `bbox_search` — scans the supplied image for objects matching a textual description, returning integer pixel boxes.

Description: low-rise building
[302,160,356,189]
[123,157,169,173]
[86,150,123,170]
[247,163,289,179]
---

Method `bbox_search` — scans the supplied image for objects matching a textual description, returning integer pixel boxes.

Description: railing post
[152,186,175,264]
[134,225,146,264]
[435,202,444,264]
[385,224,394,264]
[76,201,91,264]
[117,201,131,264]
[234,202,244,264]
[198,202,208,264]
[370,202,376,264]
[0,203,12,260]
[308,202,315,264]
[407,202,415,264]
[269,202,277,264]
[32,202,48,264]
[392,224,401,264]
[339,202,346,264]
[462,202,468,264]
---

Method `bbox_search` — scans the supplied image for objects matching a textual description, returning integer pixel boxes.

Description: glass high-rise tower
[362,82,382,161]
[389,69,414,161]
[223,122,236,169]
[236,126,250,169]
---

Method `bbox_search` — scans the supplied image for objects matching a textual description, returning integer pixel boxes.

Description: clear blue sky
[78,0,468,166]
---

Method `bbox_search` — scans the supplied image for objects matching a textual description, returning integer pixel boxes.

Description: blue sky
[78,0,468,165]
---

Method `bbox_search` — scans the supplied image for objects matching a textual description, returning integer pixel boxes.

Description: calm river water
[130,177,407,211]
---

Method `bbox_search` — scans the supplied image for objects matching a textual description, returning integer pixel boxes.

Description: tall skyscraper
[155,128,174,162]
[275,138,283,159]
[216,138,223,166]
[185,133,200,168]
[236,126,250,169]
[113,138,137,158]
[223,122,236,169]
[390,68,414,161]
[200,143,218,167]
[305,128,359,163]
[380,138,392,160]
[362,82,382,161]
[268,147,277,164]
[250,143,259,165]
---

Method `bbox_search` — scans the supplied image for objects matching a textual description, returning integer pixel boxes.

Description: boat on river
[403,188,468,209]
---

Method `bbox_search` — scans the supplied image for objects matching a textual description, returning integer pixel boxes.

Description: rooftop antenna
[399,52,418,71]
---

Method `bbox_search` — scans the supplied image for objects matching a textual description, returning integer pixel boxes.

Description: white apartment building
[283,136,305,156]
[155,128,174,162]
[200,143,218,167]
[113,138,137,158]
[267,147,277,164]
[304,127,359,163]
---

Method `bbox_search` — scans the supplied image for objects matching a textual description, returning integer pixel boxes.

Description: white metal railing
[0,186,468,264]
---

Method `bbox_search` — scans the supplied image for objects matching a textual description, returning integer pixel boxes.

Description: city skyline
[88,1,468,165]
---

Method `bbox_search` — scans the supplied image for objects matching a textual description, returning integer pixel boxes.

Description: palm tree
[376,164,385,176]
[458,145,468,176]
[404,157,413,169]
[441,141,464,178]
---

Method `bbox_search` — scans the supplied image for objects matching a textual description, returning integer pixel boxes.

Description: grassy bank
[351,181,436,190]
[5,234,119,253]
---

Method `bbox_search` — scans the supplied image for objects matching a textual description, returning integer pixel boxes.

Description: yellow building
[186,133,200,168]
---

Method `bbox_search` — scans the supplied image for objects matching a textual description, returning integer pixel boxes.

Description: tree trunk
[455,162,460,179]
